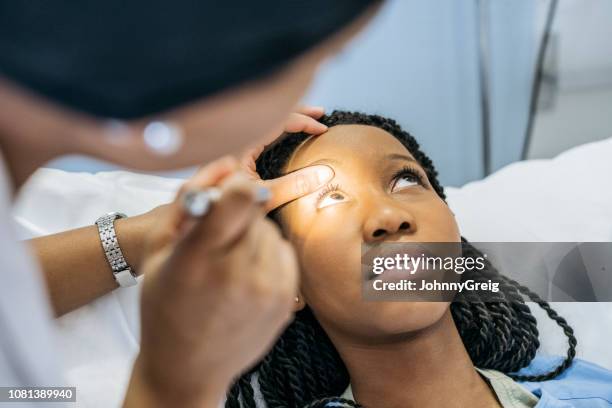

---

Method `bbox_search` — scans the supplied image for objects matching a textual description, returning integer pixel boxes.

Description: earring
[295,296,300,303]
[143,120,183,156]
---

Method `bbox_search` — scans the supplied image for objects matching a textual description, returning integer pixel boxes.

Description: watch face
[105,212,127,219]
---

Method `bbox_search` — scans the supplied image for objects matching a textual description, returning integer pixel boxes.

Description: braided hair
[227,110,577,408]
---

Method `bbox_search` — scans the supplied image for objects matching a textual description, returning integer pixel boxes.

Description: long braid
[226,382,242,408]
[454,241,540,374]
[226,110,579,408]
[257,354,287,408]
[294,318,322,395]
[226,370,257,408]
[303,397,362,408]
[453,240,576,380]
[503,276,577,382]
[239,374,257,408]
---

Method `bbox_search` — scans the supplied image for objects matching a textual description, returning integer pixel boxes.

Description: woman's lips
[363,243,435,281]
[370,265,425,283]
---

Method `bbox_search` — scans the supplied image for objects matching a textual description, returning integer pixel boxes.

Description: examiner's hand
[242,105,334,212]
[119,106,332,274]
[129,157,299,407]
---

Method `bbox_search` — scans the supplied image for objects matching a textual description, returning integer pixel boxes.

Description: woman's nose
[363,204,416,242]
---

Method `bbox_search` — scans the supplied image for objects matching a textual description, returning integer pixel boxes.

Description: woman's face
[279,125,461,341]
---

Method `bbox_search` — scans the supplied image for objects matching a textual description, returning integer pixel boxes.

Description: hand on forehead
[284,124,421,181]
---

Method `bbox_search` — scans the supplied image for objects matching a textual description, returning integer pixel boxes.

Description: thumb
[261,165,334,212]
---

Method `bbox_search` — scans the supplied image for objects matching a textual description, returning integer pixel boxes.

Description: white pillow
[12,136,612,407]
[444,137,612,376]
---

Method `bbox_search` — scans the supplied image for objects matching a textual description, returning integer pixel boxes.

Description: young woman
[226,111,612,408]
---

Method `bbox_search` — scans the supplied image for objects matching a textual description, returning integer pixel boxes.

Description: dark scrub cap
[0,1,376,119]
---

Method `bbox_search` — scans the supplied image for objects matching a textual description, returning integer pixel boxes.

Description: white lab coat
[0,150,66,406]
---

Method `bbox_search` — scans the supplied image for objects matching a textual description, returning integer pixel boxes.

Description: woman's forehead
[285,124,415,172]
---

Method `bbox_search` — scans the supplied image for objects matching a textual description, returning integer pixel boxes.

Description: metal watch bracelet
[95,212,138,287]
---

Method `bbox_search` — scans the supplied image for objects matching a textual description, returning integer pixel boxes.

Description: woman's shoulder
[517,354,612,407]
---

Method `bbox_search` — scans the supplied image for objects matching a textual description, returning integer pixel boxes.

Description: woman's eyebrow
[303,158,342,168]
[386,153,417,163]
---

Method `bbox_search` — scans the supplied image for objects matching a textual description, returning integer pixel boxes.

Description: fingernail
[255,186,272,203]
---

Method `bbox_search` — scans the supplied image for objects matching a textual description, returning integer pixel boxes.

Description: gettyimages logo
[361,242,612,302]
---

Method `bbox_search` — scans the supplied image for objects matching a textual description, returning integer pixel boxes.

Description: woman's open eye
[317,184,347,209]
[391,167,425,193]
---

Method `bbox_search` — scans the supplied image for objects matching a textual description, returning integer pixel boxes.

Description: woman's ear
[293,293,306,312]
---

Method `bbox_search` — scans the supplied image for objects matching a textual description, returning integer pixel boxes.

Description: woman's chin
[358,301,451,336]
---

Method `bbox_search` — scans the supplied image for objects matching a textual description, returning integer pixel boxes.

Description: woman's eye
[391,174,420,193]
[317,192,346,209]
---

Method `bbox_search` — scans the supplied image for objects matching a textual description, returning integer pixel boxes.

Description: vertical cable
[521,0,559,160]
[476,0,492,176]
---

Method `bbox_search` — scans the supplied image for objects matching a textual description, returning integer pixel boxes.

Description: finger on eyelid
[260,165,335,212]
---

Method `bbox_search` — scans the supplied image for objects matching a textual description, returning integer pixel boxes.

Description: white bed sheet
[12,136,612,407]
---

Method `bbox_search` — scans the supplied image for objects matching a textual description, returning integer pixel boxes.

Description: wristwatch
[95,212,138,287]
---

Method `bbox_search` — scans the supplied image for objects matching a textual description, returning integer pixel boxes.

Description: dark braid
[303,397,363,408]
[501,276,577,382]
[225,110,577,408]
[226,382,242,408]
[227,371,257,408]
[452,239,576,381]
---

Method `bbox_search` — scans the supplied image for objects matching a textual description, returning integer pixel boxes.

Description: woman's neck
[329,309,501,408]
